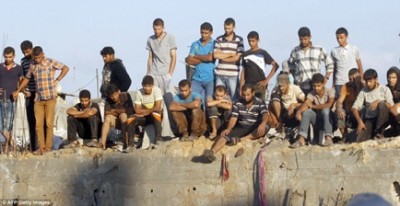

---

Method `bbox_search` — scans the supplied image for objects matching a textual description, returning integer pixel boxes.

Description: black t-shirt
[0,63,23,100]
[74,102,101,120]
[241,49,274,84]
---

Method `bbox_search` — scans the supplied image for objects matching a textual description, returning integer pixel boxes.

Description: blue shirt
[173,92,202,104]
[189,38,215,82]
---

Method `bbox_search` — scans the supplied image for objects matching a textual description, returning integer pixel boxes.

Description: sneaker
[203,149,216,162]
[62,140,80,149]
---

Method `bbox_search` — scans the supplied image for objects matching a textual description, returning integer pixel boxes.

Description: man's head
[178,79,192,99]
[32,46,44,64]
[311,73,325,94]
[277,72,290,94]
[298,27,311,48]
[20,40,33,58]
[387,66,399,88]
[214,85,227,100]
[153,18,165,38]
[200,22,213,42]
[3,47,15,65]
[348,68,360,82]
[364,69,378,90]
[79,89,91,108]
[100,46,115,64]
[106,84,121,103]
[336,27,348,47]
[142,75,154,95]
[241,84,255,104]
[224,17,236,36]
[247,31,259,50]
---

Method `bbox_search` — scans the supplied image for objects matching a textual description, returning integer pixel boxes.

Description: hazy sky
[2,0,399,100]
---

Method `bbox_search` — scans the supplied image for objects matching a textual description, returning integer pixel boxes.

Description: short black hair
[106,84,119,96]
[336,27,348,36]
[178,79,191,88]
[387,66,400,78]
[32,46,43,56]
[363,69,378,81]
[215,85,227,93]
[79,89,91,99]
[224,17,235,26]
[348,68,359,76]
[247,31,259,40]
[3,47,15,55]
[241,83,254,92]
[100,46,114,55]
[298,27,311,37]
[311,73,325,84]
[200,22,213,32]
[20,40,33,50]
[142,75,154,85]
[153,18,164,27]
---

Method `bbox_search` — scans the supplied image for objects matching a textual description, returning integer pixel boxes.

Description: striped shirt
[288,43,333,89]
[21,56,36,92]
[134,86,163,109]
[26,58,65,101]
[231,97,267,126]
[214,33,244,77]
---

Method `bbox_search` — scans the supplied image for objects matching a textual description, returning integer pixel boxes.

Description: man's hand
[23,90,32,98]
[256,123,266,137]
[369,100,381,110]
[357,121,366,134]
[220,129,231,138]
[288,104,296,117]
[337,108,345,120]
[257,79,268,89]
[12,91,19,101]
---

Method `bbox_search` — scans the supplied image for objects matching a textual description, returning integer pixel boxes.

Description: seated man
[169,79,206,141]
[290,73,335,148]
[207,85,232,139]
[128,75,163,145]
[352,69,393,142]
[95,84,134,150]
[65,90,101,148]
[269,72,305,132]
[336,68,363,142]
[203,84,270,163]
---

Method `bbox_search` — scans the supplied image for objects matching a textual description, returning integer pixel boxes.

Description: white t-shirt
[331,44,360,85]
[134,86,163,109]
[272,84,305,109]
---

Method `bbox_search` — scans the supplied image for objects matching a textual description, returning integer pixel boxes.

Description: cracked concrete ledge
[1,136,400,205]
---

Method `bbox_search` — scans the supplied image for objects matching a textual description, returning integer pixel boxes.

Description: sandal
[289,140,305,149]
[230,137,240,145]
[235,147,244,158]
[203,149,216,162]
[63,140,80,149]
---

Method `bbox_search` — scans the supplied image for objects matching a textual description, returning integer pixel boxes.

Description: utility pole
[96,68,99,98]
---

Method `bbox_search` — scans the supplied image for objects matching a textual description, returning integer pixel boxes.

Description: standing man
[213,17,244,101]
[20,40,37,151]
[146,18,177,95]
[240,31,279,100]
[285,27,334,94]
[100,46,132,98]
[64,90,101,148]
[12,46,69,155]
[185,22,215,109]
[0,47,23,153]
[331,27,363,98]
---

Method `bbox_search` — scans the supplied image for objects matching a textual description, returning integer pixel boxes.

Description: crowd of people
[1,18,399,162]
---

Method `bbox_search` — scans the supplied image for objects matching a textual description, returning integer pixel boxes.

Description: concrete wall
[1,138,399,205]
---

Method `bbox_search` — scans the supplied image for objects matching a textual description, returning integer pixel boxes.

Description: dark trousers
[67,115,100,141]
[357,102,389,142]
[172,108,206,137]
[130,115,162,143]
[26,92,37,151]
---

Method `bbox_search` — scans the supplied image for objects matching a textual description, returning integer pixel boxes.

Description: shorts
[0,100,15,132]
[223,125,258,143]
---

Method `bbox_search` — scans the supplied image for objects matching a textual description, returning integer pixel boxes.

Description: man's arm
[168,49,177,76]
[258,61,279,88]
[220,53,242,63]
[54,65,69,85]
[220,116,238,137]
[113,63,132,92]
[147,51,153,75]
[310,97,334,110]
[134,103,152,116]
[12,77,30,100]
[67,106,98,118]
[356,59,364,79]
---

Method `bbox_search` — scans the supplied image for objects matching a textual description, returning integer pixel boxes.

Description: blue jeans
[334,85,343,99]
[215,75,238,101]
[0,100,15,132]
[298,108,333,140]
[191,79,214,110]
